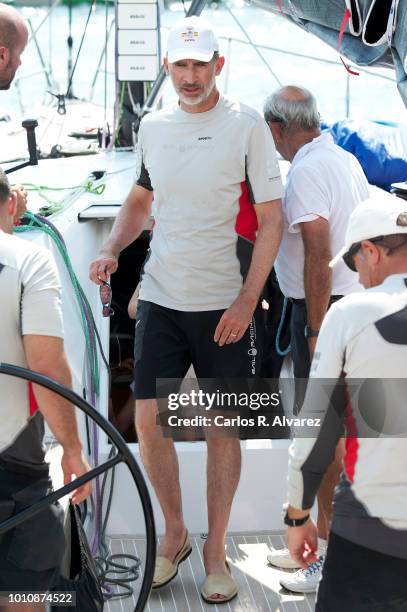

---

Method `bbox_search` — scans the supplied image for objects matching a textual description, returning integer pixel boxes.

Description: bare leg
[135,399,187,559]
[204,436,241,591]
[317,438,345,541]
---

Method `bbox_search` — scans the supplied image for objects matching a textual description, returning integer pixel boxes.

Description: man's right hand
[12,184,28,222]
[89,252,118,284]
[61,450,92,505]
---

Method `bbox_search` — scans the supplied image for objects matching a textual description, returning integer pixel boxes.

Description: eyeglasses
[99,280,115,317]
[342,236,385,272]
[342,242,363,272]
[267,116,285,124]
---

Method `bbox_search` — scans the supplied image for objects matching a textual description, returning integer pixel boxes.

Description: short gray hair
[263,86,320,132]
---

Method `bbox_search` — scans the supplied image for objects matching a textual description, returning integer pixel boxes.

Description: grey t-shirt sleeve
[21,247,64,338]
[135,122,153,192]
[246,116,283,204]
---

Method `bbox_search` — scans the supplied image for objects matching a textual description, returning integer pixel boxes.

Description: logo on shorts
[248,318,257,374]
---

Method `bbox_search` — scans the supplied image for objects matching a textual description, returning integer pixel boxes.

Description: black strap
[290,295,343,306]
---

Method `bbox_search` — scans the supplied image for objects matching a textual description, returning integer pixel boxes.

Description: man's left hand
[214,293,256,346]
[12,184,28,222]
[61,450,92,505]
[287,518,319,569]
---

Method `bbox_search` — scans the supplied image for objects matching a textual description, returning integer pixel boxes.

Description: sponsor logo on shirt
[163,143,215,152]
[198,136,212,141]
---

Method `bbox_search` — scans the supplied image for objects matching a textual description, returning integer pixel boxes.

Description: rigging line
[65,0,96,99]
[225,4,282,87]
[105,165,137,176]
[103,0,109,146]
[27,0,62,43]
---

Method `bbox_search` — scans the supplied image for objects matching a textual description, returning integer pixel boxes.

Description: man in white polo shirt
[264,85,369,592]
[90,15,283,604]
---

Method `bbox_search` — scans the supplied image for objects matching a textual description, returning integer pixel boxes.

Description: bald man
[0,3,28,90]
[264,86,369,593]
[0,5,29,221]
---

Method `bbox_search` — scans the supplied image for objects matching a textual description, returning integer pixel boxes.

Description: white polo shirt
[275,132,370,299]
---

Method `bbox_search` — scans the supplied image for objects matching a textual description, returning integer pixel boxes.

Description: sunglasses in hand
[99,280,115,317]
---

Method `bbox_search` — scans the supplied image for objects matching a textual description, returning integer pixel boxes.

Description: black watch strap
[304,325,319,338]
[284,510,310,527]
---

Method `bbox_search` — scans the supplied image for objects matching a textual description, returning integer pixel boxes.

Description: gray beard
[177,76,216,107]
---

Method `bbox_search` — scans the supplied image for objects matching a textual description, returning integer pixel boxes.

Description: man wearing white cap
[264,85,369,592]
[90,15,283,603]
[283,195,407,610]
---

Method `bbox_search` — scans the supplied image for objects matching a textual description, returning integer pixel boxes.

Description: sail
[248,0,407,108]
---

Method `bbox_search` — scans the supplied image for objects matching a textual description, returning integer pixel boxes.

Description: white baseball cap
[329,194,407,268]
[166,16,219,63]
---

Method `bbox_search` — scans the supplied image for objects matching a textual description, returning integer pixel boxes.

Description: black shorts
[0,462,65,593]
[133,300,265,400]
[317,532,407,612]
[290,296,343,414]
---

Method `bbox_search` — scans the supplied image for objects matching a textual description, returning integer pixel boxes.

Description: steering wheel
[0,363,156,612]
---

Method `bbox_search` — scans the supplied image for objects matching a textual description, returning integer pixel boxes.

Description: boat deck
[106,532,315,612]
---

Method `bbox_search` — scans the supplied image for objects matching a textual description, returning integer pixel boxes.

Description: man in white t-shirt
[0,169,91,609]
[90,16,283,604]
[264,85,369,592]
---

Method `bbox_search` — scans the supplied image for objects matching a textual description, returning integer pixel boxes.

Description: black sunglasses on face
[342,236,385,272]
[99,280,115,317]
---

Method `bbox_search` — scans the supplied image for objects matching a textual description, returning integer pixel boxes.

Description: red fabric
[275,0,284,15]
[338,8,360,75]
[338,8,351,50]
[344,399,359,483]
[28,382,39,416]
[235,182,258,243]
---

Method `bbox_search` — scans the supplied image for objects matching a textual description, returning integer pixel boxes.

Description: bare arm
[241,199,283,305]
[300,217,332,356]
[214,198,283,346]
[23,335,92,504]
[89,184,153,284]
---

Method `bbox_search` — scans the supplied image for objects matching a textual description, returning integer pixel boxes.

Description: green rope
[14,212,100,395]
[21,180,106,216]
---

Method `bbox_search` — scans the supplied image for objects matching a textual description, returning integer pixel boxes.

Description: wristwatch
[304,325,319,338]
[283,509,310,527]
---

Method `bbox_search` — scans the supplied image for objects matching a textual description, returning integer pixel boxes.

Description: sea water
[1,2,406,125]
